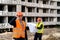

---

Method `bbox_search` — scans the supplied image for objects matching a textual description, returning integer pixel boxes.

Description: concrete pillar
[32,8,35,12]
[48,0,50,5]
[25,0,27,2]
[25,17,27,23]
[54,10,57,14]
[31,19,33,22]
[38,0,40,3]
[4,5,8,11]
[39,9,43,14]
[54,17,57,22]
[32,8,33,12]
[31,18,34,22]
[25,7,28,16]
[4,17,8,23]
[49,9,50,14]
[39,0,42,4]
[17,0,21,4]
[54,1,57,6]
[3,5,8,16]
[25,7,28,13]
[48,17,49,22]
[32,0,36,3]
[34,17,36,22]
[35,0,36,3]
[35,8,37,13]
[16,5,21,12]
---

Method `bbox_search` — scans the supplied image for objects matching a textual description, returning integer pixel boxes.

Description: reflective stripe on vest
[36,22,44,33]
[13,19,26,38]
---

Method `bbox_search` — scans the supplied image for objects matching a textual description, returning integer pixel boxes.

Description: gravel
[0,28,60,40]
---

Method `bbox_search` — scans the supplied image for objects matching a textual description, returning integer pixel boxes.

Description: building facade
[0,0,60,28]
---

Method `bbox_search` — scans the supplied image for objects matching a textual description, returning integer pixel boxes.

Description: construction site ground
[0,28,60,40]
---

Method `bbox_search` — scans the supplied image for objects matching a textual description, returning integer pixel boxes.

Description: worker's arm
[37,24,43,29]
[25,29,28,40]
[9,17,17,27]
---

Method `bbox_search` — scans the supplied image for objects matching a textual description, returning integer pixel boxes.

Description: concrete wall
[0,0,60,27]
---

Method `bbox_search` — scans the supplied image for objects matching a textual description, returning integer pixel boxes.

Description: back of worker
[9,12,27,40]
[13,19,26,38]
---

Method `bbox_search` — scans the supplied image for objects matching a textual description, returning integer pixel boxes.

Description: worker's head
[16,11,23,20]
[37,18,42,23]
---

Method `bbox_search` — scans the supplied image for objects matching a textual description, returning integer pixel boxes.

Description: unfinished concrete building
[0,0,60,28]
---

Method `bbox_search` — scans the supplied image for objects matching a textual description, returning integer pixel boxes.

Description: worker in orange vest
[9,12,28,40]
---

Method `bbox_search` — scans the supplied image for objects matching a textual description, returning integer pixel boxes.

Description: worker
[34,18,44,40]
[9,12,28,40]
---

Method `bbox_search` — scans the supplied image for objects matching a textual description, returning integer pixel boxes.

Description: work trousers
[34,33,42,40]
[14,38,25,40]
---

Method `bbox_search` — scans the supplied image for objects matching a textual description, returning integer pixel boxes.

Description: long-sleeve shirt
[37,24,43,29]
[9,17,28,40]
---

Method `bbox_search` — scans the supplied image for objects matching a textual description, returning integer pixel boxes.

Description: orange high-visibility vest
[13,19,26,38]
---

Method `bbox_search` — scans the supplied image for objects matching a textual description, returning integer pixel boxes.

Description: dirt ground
[0,28,60,40]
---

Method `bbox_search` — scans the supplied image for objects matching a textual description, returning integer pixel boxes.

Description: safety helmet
[16,11,23,16]
[37,18,42,21]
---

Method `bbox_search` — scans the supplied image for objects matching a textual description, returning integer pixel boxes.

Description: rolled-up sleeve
[37,24,43,29]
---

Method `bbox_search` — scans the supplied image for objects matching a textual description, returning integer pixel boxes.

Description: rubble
[0,32,12,40]
[0,28,60,40]
[42,33,60,40]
